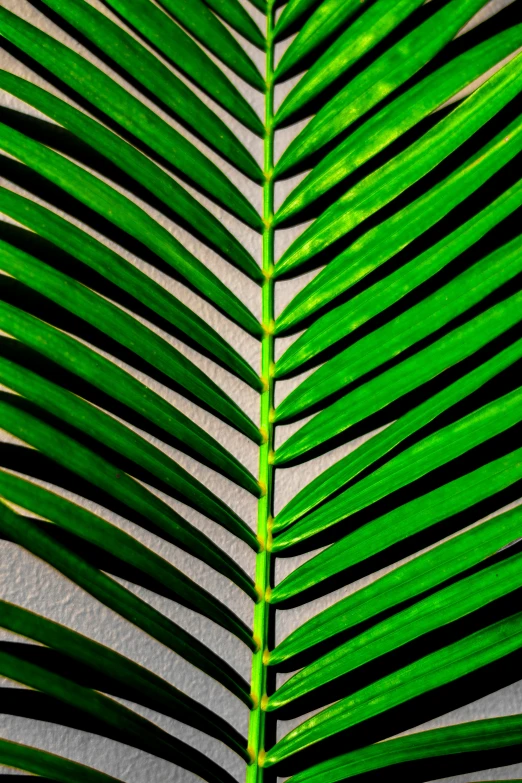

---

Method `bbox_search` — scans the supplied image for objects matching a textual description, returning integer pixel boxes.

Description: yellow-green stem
[246,4,275,782]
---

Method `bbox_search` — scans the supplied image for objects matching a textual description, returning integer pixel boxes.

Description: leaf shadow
[0,20,261,204]
[273,586,522,720]
[274,294,522,469]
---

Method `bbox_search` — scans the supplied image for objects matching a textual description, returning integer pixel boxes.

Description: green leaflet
[202,0,265,48]
[275,178,522,380]
[0,357,255,586]
[0,357,254,584]
[269,542,522,709]
[40,0,264,136]
[285,716,522,783]
[273,287,522,476]
[275,231,522,423]
[0,245,261,443]
[275,0,366,80]
[275,0,491,166]
[275,25,522,224]
[274,333,522,527]
[276,54,522,274]
[0,499,252,706]
[0,187,261,394]
[100,0,265,106]
[29,0,264,169]
[0,393,259,569]
[0,125,263,334]
[273,382,522,549]
[0,739,123,783]
[279,56,522,282]
[0,72,260,282]
[274,0,320,40]
[0,303,260,498]
[0,8,264,227]
[264,611,522,766]
[0,471,254,646]
[0,600,248,759]
[269,456,522,656]
[275,123,522,314]
[0,647,237,783]
[157,0,264,84]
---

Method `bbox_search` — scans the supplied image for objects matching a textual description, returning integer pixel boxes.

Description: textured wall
[0,1,521,781]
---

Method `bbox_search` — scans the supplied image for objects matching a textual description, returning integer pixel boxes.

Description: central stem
[246,4,275,782]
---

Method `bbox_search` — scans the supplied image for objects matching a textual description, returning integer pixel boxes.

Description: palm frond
[1,1,522,783]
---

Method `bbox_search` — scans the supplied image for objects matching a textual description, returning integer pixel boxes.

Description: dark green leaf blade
[270,456,522,660]
[0,471,254,650]
[275,179,522,381]
[272,556,522,711]
[276,60,522,282]
[0,391,259,577]
[0,288,259,495]
[0,645,237,783]
[202,0,265,49]
[244,0,267,14]
[0,124,263,337]
[2,601,249,759]
[40,0,264,135]
[275,119,522,307]
[101,0,265,109]
[0,357,255,607]
[274,0,320,41]
[0,739,123,783]
[0,186,262,396]
[284,716,522,783]
[276,24,522,224]
[274,332,522,529]
[157,0,264,86]
[265,611,522,766]
[273,382,522,550]
[275,0,377,81]
[0,71,260,282]
[276,230,522,424]
[274,289,522,475]
[269,543,522,710]
[0,7,264,228]
[0,499,252,706]
[0,246,261,444]
[275,0,491,167]
[0,601,248,760]
[34,0,264,167]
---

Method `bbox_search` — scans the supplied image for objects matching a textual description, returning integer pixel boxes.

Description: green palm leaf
[1,2,522,783]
